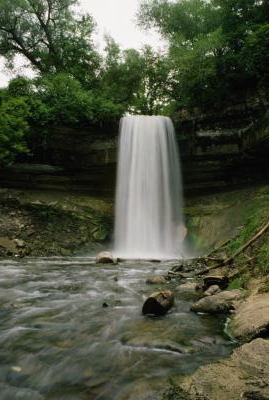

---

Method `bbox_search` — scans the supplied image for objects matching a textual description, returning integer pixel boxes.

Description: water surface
[0,258,236,399]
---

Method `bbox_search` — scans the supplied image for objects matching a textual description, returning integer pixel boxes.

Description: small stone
[96,251,115,264]
[146,276,166,284]
[176,282,200,291]
[204,285,221,296]
[11,366,22,372]
[102,302,109,308]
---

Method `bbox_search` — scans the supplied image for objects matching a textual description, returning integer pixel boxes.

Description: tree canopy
[138,0,269,109]
[0,0,268,164]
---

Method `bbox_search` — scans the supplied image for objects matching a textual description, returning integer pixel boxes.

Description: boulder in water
[191,289,244,314]
[96,251,115,264]
[142,290,174,316]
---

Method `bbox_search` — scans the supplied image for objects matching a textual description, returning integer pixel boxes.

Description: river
[0,257,236,399]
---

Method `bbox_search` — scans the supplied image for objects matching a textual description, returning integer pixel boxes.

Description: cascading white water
[114,115,185,259]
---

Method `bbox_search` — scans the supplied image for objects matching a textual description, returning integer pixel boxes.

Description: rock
[96,251,115,264]
[176,282,200,291]
[146,276,167,284]
[0,236,17,254]
[180,338,269,400]
[203,275,229,290]
[230,293,269,341]
[190,289,244,314]
[142,290,174,316]
[204,285,221,296]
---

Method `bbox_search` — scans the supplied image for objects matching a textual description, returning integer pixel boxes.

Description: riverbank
[161,185,269,400]
[0,188,113,257]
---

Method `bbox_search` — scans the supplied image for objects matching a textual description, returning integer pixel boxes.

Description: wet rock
[96,251,115,264]
[203,275,229,290]
[142,290,174,316]
[190,289,244,314]
[230,293,269,341]
[204,285,221,296]
[176,282,200,292]
[180,338,269,400]
[146,276,167,285]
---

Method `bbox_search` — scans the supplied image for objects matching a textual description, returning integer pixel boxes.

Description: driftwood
[142,290,174,316]
[197,221,269,276]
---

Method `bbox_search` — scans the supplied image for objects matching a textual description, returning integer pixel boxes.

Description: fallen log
[142,290,174,316]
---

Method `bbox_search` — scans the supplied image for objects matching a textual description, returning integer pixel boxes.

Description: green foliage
[131,45,174,115]
[0,97,29,166]
[0,0,100,85]
[138,0,269,109]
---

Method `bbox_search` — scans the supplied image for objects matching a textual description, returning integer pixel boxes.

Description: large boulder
[190,289,244,314]
[230,293,269,341]
[180,338,269,400]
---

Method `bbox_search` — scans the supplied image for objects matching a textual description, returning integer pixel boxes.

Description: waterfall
[114,115,185,259]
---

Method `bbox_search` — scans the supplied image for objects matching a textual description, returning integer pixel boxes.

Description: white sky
[0,0,166,87]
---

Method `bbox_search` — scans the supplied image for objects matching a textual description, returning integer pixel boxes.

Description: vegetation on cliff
[0,0,268,165]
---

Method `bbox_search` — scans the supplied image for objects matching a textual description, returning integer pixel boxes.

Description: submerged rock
[230,293,269,341]
[190,289,244,314]
[96,251,115,264]
[180,338,269,400]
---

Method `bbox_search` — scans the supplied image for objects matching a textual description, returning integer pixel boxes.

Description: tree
[0,0,100,86]
[0,97,29,166]
[101,36,143,107]
[138,0,269,110]
[130,45,174,115]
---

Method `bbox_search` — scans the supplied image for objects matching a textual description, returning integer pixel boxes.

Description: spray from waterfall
[114,115,185,259]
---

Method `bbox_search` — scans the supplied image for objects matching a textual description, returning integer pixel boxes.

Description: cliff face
[0,100,268,195]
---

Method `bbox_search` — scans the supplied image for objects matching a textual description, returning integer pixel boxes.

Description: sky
[0,0,166,87]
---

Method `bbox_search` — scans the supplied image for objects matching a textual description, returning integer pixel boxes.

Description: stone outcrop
[180,338,269,400]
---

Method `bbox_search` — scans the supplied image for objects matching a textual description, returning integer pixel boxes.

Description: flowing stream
[0,257,236,400]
